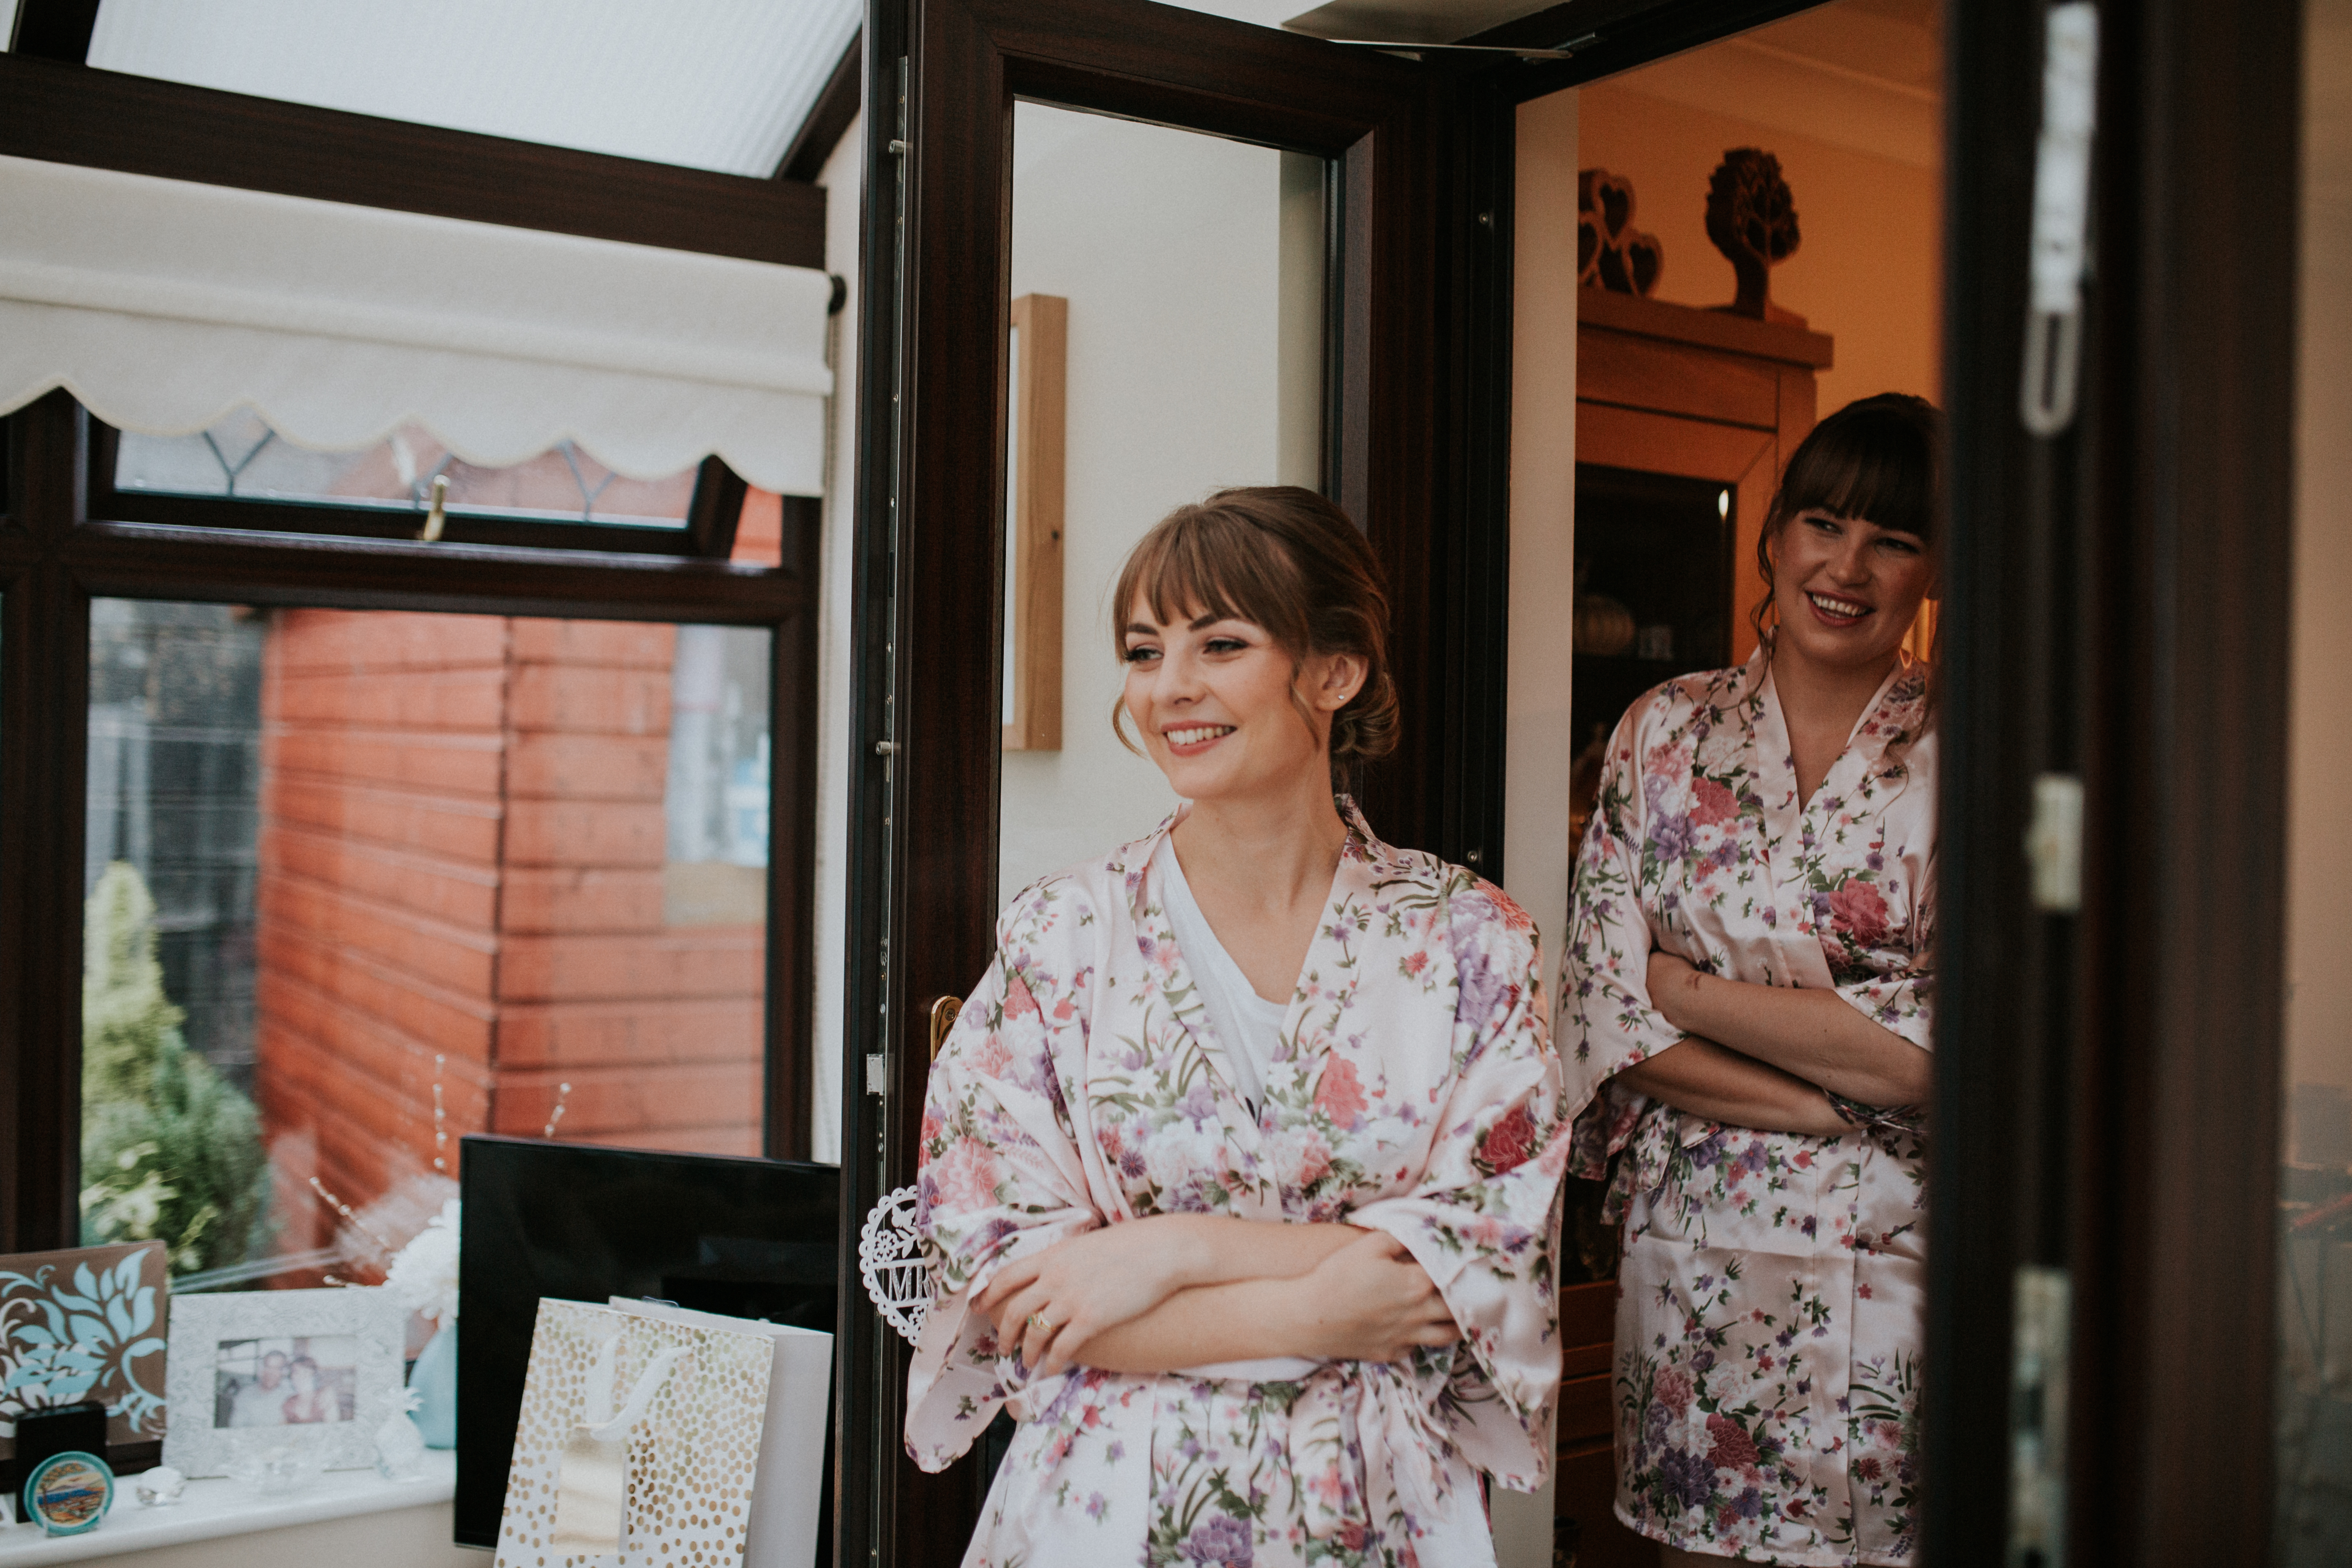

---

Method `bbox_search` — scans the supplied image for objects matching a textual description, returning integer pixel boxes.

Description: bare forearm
[1077,1278,1312,1372]
[1615,1039,1847,1138]
[1657,970,1930,1105]
[1146,1215,1364,1289]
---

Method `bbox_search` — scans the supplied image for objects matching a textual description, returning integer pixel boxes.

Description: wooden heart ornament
[1621,231,1665,296]
[1576,167,1663,298]
[1580,168,1635,245]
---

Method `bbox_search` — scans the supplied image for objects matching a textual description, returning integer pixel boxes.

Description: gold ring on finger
[1028,1312,1056,1332]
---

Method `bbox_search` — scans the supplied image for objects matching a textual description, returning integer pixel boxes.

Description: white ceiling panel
[84,0,860,177]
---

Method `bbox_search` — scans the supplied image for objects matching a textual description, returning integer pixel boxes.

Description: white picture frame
[162,1286,406,1477]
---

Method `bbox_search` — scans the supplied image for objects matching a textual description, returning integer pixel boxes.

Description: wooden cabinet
[1554,1278,1650,1567]
[1576,285,1833,668]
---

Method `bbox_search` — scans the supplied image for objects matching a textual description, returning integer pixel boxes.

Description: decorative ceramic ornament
[23,1450,113,1536]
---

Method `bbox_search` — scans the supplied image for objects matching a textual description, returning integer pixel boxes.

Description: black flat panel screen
[453,1134,840,1551]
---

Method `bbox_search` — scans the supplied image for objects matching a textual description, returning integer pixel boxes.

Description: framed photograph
[162,1287,405,1476]
[0,1241,169,1458]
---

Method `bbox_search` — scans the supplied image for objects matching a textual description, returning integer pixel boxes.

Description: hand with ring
[974,1219,1209,1378]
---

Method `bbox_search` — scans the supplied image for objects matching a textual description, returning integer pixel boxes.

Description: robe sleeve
[1835,847,1935,1052]
[904,879,1104,1472]
[1557,697,1693,1186]
[1345,886,1572,1492]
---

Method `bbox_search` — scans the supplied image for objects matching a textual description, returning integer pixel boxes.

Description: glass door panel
[996,101,1327,904]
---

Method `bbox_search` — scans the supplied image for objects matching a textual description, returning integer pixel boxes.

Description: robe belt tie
[1286,1360,1458,1551]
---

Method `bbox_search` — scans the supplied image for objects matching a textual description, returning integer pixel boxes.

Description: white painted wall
[808,111,861,1163]
[995,104,1292,902]
[1487,83,1580,1568]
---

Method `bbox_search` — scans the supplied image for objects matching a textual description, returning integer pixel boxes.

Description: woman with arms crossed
[1562,395,1941,1566]
[908,488,1571,1568]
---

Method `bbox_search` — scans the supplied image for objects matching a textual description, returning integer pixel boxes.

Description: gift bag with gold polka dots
[493,1298,776,1568]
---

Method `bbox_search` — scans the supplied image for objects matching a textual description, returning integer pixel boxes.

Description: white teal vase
[408,1321,457,1449]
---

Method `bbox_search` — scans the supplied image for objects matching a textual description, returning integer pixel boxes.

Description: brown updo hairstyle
[1109,486,1399,775]
[1752,392,1943,642]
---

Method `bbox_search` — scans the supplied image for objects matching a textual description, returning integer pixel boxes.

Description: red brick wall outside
[254,610,763,1249]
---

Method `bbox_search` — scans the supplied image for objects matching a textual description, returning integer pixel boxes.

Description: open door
[836,5,1470,1565]
[837,0,2315,1562]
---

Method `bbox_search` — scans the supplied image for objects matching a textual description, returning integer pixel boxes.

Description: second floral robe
[1560,649,1936,1566]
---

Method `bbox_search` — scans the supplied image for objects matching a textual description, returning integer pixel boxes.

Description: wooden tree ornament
[1706,148,1805,325]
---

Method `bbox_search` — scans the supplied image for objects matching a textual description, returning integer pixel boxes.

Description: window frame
[0,391,823,1285]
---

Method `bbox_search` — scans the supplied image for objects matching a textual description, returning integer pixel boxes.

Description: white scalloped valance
[0,154,833,496]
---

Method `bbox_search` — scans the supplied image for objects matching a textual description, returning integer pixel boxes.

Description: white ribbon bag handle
[549,1334,692,1553]
[583,1339,689,1441]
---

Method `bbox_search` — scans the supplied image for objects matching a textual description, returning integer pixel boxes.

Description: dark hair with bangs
[1111,486,1398,770]
[1755,392,1943,640]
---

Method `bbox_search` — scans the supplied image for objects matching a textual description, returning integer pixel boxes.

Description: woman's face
[1120,594,1363,805]
[290,1363,316,1393]
[1769,508,1935,672]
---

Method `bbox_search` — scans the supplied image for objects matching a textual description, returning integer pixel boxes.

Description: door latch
[2021,3,2100,436]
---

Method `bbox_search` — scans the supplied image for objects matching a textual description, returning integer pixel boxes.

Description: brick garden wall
[253,610,763,1247]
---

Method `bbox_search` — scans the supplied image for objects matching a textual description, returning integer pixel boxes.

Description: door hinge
[2026,773,2084,913]
[2009,1264,2070,1566]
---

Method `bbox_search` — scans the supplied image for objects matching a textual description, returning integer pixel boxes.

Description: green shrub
[78,863,270,1275]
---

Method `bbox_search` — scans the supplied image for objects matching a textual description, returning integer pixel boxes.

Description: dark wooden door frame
[835,3,1456,1563]
[1933,0,2305,1562]
[2075,0,2298,1558]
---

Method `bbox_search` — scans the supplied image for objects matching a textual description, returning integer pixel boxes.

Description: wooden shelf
[1579,286,1835,369]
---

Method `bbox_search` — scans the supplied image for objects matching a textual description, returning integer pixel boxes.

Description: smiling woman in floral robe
[1561,393,1942,1568]
[907,801,1571,1568]
[1561,647,1935,1565]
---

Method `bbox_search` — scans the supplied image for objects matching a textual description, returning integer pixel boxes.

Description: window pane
[114,409,696,529]
[82,602,772,1291]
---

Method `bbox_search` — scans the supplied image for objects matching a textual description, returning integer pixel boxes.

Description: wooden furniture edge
[1578,285,1834,369]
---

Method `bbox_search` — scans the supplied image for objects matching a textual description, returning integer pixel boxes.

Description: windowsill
[0,1450,455,1564]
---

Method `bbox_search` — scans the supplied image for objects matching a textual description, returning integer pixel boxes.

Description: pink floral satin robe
[908,801,1571,1568]
[1560,651,1935,1565]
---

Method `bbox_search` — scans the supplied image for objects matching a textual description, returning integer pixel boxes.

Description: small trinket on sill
[374,1405,430,1482]
[24,1451,114,1536]
[132,1465,187,1506]
[229,1444,321,1496]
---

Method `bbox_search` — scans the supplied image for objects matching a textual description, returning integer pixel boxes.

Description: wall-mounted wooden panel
[1003,294,1066,753]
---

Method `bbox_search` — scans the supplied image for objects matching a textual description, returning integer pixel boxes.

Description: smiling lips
[1807,591,1874,626]
[1164,724,1235,753]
